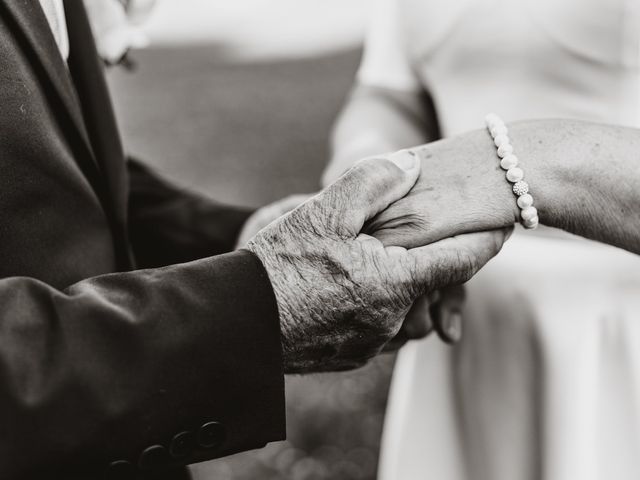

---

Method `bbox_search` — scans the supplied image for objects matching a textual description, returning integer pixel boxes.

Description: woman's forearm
[371,119,640,255]
[510,119,640,253]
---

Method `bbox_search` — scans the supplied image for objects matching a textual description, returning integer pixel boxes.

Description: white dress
[358,1,640,479]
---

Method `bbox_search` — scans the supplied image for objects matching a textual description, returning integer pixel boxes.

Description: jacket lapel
[0,0,132,270]
[0,0,98,169]
[65,0,133,270]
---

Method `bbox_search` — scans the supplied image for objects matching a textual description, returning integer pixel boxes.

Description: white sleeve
[357,0,421,92]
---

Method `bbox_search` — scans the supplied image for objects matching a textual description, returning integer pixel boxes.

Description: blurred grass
[107,47,395,480]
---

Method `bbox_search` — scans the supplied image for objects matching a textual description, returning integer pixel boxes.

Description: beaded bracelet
[485,113,539,229]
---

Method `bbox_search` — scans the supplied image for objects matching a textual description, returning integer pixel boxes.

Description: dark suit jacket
[0,1,285,478]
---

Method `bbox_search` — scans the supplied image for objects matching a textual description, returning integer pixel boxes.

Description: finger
[382,294,434,352]
[310,150,421,237]
[409,228,511,292]
[431,285,465,344]
[434,285,465,316]
[427,290,441,304]
[402,294,434,340]
[434,308,463,344]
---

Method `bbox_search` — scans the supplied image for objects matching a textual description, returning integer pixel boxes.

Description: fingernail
[389,150,418,171]
[441,311,463,343]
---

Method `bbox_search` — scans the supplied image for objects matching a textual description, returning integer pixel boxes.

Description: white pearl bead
[487,122,502,135]
[513,181,529,196]
[485,113,502,126]
[487,121,504,133]
[490,124,508,137]
[521,206,538,222]
[500,154,518,170]
[523,215,539,229]
[506,167,524,183]
[497,143,514,158]
[517,193,534,208]
[493,134,510,147]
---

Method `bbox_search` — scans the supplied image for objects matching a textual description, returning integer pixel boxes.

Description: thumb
[309,150,421,238]
[409,228,512,292]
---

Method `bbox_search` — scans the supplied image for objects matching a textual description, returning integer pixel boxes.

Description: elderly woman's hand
[367,130,520,249]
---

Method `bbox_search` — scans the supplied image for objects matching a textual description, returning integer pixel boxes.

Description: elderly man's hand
[247,152,510,373]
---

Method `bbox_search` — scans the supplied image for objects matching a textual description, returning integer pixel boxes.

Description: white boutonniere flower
[83,0,157,67]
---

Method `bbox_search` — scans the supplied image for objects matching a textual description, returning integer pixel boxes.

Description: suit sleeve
[127,157,254,268]
[0,250,285,479]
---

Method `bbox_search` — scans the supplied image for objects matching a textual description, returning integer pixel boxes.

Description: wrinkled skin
[241,130,517,352]
[247,154,510,373]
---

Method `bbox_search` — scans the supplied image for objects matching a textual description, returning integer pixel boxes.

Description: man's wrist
[245,231,309,374]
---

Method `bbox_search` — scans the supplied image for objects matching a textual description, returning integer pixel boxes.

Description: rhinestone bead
[485,113,539,230]
[513,181,529,196]
[500,154,518,170]
[497,143,514,157]
[517,193,534,209]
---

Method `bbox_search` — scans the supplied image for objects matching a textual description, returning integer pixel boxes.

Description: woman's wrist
[368,120,571,249]
[393,129,520,244]
[506,119,573,231]
[459,127,522,226]
[377,117,640,254]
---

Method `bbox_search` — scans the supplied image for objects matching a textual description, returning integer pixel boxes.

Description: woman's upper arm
[357,0,421,92]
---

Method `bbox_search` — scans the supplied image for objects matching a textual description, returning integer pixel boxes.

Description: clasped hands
[245,133,517,373]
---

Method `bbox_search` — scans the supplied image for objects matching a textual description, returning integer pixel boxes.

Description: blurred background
[107,1,397,479]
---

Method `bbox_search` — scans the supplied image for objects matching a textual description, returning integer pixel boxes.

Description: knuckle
[381,323,399,343]
[291,198,339,239]
[285,205,308,229]
[357,157,400,185]
[348,158,375,183]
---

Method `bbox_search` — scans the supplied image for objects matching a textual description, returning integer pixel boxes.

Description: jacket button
[138,444,169,471]
[197,421,226,449]
[106,460,136,480]
[169,431,196,458]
